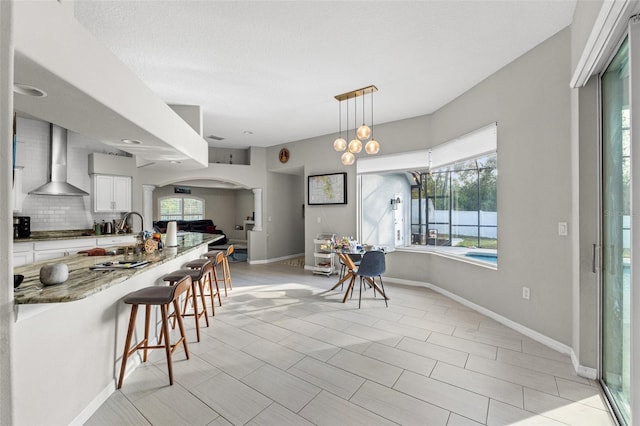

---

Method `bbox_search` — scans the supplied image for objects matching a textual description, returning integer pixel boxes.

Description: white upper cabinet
[93,175,131,213]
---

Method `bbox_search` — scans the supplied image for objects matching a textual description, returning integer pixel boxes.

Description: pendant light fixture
[333,85,380,165]
[333,99,347,152]
[365,91,380,154]
[348,96,362,154]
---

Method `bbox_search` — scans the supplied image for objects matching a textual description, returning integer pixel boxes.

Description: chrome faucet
[118,211,145,234]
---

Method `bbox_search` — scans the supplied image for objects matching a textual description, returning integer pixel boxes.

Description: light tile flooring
[86,261,615,425]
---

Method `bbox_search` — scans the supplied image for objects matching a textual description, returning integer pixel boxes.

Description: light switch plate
[558,222,568,236]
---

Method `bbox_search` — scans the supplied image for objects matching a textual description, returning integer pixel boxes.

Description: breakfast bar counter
[12,232,221,426]
[14,232,222,304]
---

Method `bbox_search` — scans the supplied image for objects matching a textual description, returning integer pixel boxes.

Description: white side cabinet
[93,175,131,213]
[313,233,336,276]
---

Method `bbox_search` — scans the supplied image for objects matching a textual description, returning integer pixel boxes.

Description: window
[159,196,204,221]
[414,153,497,249]
[358,123,497,265]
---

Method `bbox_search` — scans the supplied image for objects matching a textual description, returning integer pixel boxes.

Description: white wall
[361,173,410,247]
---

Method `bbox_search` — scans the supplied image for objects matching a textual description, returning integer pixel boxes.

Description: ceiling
[73,0,577,150]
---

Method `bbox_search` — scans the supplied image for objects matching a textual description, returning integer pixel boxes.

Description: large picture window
[358,123,497,265]
[159,196,204,221]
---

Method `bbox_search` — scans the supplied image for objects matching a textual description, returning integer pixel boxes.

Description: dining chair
[339,253,362,286]
[356,250,388,308]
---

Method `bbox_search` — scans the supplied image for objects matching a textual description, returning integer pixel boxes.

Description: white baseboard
[387,276,598,380]
[248,252,305,265]
[70,349,146,424]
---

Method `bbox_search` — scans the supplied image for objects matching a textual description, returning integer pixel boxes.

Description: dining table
[329,250,389,303]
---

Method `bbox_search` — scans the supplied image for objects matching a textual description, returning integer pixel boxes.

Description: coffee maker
[13,216,30,239]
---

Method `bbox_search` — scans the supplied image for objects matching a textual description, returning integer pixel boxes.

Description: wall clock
[279,148,290,164]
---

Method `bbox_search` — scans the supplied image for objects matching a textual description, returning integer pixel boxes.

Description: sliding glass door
[601,36,631,425]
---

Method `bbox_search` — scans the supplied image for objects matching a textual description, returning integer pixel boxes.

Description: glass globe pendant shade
[333,137,347,152]
[348,138,362,153]
[341,151,355,165]
[357,124,371,141]
[365,139,380,154]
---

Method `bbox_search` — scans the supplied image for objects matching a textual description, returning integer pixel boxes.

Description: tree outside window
[412,153,497,249]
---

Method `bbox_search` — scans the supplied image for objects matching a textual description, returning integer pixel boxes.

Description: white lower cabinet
[15,235,137,266]
[33,239,96,262]
[95,235,136,247]
[13,242,33,267]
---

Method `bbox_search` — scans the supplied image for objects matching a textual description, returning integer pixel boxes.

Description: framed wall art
[307,172,347,205]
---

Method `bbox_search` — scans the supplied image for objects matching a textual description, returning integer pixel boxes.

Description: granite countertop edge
[13,230,138,242]
[14,233,221,305]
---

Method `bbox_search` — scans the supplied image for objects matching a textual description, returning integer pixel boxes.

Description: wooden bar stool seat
[163,267,210,342]
[184,258,221,313]
[117,276,191,389]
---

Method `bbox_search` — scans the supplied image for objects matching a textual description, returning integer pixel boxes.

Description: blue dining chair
[356,250,388,308]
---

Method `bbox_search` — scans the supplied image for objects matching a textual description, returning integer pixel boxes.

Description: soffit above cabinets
[12,1,208,171]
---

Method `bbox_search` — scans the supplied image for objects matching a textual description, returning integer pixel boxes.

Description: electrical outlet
[522,287,530,300]
[317,217,321,223]
[558,222,568,236]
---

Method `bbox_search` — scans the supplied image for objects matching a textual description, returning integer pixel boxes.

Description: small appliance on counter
[13,216,30,239]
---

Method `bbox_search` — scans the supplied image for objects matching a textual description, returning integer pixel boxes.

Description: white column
[252,188,263,231]
[142,185,155,231]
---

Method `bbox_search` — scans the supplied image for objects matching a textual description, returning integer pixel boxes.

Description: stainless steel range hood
[29,124,89,196]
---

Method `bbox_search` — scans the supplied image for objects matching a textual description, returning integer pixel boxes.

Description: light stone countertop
[13,233,223,304]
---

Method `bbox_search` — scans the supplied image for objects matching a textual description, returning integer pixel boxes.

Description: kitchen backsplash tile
[15,117,127,231]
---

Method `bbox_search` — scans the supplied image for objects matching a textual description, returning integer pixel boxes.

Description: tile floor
[86,261,615,425]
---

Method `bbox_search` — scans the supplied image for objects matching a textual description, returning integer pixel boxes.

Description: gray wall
[152,185,249,239]
[423,28,573,345]
[266,171,305,259]
[269,28,575,346]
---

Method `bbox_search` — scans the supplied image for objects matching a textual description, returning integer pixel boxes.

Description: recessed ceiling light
[13,83,47,97]
[170,160,181,164]
[121,138,142,145]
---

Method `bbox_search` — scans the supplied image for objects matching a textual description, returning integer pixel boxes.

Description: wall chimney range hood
[29,124,89,196]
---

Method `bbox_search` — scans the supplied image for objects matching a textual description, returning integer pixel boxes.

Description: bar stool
[222,245,234,292]
[117,275,191,389]
[162,266,210,342]
[202,246,233,297]
[184,258,221,314]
